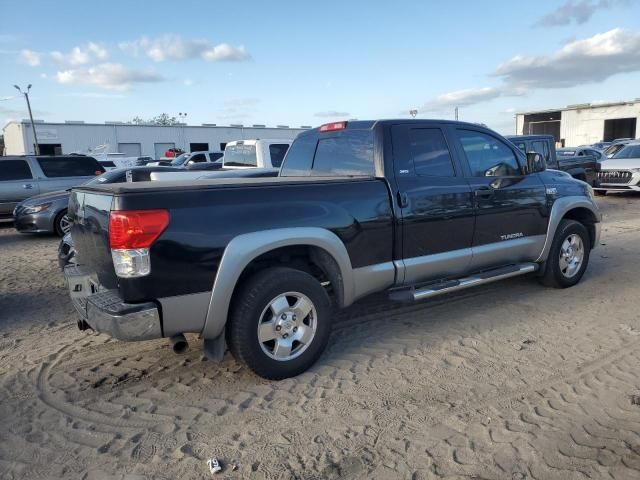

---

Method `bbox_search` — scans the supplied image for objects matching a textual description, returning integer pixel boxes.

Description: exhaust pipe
[169,333,188,354]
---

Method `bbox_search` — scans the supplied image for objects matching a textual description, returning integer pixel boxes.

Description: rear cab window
[281,127,374,177]
[224,144,257,167]
[37,156,104,177]
[0,160,33,181]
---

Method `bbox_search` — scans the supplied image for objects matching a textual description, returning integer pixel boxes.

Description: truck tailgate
[68,190,118,289]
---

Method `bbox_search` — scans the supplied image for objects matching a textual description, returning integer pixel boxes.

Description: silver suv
[0,155,104,220]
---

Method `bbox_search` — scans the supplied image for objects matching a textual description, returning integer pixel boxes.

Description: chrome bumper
[64,264,162,341]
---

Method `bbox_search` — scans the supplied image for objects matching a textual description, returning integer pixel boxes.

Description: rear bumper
[64,264,162,341]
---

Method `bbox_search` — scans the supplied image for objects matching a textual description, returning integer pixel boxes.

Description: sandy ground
[1,194,640,480]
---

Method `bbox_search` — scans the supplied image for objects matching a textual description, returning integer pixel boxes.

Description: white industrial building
[516,99,640,147]
[2,120,309,158]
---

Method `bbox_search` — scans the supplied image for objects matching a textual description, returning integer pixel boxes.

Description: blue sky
[2,0,640,134]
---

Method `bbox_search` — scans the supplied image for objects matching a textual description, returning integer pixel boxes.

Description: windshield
[605,143,626,156]
[224,144,257,167]
[613,145,640,159]
[170,153,190,166]
[82,169,126,185]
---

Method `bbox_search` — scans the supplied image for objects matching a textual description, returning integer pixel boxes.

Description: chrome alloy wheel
[60,214,72,234]
[257,292,317,361]
[559,233,584,278]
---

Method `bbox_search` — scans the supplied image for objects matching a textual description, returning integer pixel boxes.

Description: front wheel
[540,219,591,288]
[227,267,332,379]
[54,210,71,237]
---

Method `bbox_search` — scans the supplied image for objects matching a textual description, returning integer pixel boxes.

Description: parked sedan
[13,166,181,236]
[557,147,604,162]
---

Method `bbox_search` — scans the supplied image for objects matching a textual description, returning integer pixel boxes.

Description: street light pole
[14,84,40,155]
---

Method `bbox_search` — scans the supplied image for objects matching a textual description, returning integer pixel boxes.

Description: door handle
[474,186,494,198]
[397,192,409,208]
[22,183,33,189]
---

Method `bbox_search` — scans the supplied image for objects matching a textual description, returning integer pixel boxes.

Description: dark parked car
[14,166,181,236]
[1,155,104,222]
[65,119,600,380]
[506,135,599,186]
[185,158,224,171]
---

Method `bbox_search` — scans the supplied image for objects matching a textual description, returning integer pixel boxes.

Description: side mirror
[526,152,545,174]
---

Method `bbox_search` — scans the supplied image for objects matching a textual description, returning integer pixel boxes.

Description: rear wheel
[594,190,607,196]
[540,219,591,288]
[227,267,332,380]
[54,210,71,237]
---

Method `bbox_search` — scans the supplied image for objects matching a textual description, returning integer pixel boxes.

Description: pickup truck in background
[146,151,224,168]
[65,120,601,379]
[148,139,291,181]
[223,139,292,169]
[506,134,600,187]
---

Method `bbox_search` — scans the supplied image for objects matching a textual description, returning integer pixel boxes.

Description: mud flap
[203,330,226,362]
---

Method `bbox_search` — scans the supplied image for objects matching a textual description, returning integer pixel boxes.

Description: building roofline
[4,120,309,130]
[516,98,640,116]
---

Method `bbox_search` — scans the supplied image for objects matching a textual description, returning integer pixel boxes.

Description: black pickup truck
[65,120,601,379]
[506,134,600,187]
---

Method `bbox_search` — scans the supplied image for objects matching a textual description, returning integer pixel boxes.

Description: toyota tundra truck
[64,120,601,379]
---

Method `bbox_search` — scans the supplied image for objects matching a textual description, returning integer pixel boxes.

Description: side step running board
[389,263,539,302]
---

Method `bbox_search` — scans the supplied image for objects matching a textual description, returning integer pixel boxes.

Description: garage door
[154,143,175,160]
[118,143,142,157]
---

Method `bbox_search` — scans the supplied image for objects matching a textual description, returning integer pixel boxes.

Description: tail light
[319,121,347,132]
[109,210,169,278]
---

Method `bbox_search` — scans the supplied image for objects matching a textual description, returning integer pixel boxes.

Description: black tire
[54,209,69,237]
[594,190,607,196]
[227,267,332,380]
[540,219,591,288]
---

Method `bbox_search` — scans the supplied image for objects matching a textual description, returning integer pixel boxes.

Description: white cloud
[415,28,640,113]
[59,92,127,98]
[51,42,109,66]
[55,63,164,91]
[183,79,193,87]
[119,35,248,62]
[495,28,640,88]
[314,110,350,118]
[20,49,41,66]
[535,0,629,27]
[419,87,504,113]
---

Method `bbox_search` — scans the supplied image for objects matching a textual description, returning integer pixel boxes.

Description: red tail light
[319,121,347,132]
[109,210,170,249]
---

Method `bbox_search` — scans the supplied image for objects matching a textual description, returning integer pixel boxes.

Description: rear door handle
[474,186,494,198]
[397,192,409,208]
[22,183,33,189]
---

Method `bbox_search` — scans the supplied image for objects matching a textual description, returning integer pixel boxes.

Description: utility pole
[14,84,40,155]
[454,107,459,121]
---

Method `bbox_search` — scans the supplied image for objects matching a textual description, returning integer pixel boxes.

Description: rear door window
[408,128,455,177]
[37,156,102,177]
[0,160,33,181]
[268,143,290,168]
